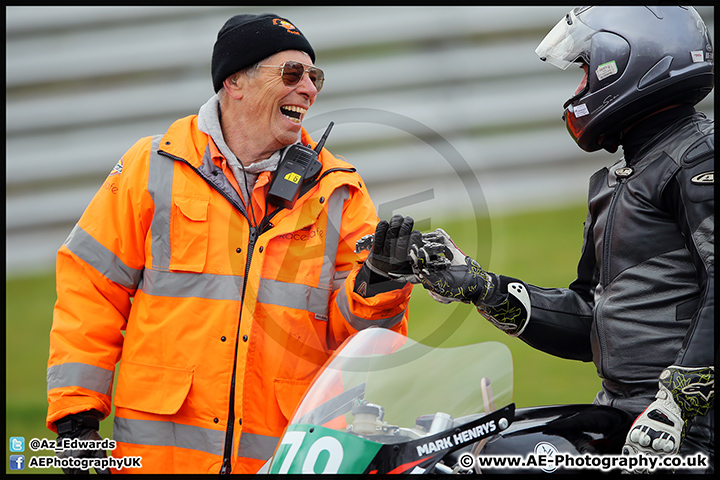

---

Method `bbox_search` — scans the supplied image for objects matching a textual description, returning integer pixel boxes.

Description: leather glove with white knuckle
[409,228,496,304]
[622,365,714,473]
[409,228,532,336]
[354,215,422,297]
[55,409,111,475]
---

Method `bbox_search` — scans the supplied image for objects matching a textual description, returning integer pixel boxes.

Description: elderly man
[46,13,417,474]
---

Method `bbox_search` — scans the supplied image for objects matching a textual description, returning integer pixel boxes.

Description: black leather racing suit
[500,107,714,460]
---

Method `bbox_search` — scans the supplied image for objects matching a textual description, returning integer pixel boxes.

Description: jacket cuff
[345,267,412,318]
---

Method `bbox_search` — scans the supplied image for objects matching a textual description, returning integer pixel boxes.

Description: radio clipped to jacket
[268,122,334,209]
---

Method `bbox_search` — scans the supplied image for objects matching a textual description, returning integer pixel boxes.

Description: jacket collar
[159,115,361,230]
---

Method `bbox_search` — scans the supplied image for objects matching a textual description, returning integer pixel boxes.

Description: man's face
[240,50,319,151]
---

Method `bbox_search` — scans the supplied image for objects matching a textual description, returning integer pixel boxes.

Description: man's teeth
[281,106,306,122]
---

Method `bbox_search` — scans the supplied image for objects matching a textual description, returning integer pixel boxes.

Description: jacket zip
[596,172,627,380]
[159,151,354,472]
[601,175,627,288]
[158,150,254,474]
[220,226,257,474]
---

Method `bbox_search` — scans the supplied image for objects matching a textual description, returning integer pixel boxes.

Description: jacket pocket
[114,360,193,415]
[170,195,209,272]
[274,378,312,421]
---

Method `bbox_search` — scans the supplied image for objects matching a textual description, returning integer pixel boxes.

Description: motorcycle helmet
[536,6,714,153]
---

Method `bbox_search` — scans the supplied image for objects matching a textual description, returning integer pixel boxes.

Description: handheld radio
[267,122,334,209]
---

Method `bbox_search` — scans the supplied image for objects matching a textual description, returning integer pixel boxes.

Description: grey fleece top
[197,95,294,206]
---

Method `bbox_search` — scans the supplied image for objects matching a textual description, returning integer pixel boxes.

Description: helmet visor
[536,9,597,70]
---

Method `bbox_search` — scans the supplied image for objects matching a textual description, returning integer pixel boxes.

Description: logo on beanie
[273,18,301,35]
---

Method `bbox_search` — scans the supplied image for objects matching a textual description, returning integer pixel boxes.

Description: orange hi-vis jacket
[47,115,412,474]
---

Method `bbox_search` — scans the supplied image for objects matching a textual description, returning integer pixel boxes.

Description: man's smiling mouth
[281,105,307,123]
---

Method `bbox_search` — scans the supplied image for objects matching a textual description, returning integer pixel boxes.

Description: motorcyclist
[410,6,714,474]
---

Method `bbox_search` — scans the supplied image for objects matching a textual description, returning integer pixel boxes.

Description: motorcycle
[262,327,632,474]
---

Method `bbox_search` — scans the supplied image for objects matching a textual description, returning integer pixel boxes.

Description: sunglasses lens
[280,61,324,92]
[310,69,324,92]
[282,62,304,86]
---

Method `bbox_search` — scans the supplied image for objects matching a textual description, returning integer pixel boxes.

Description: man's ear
[223,74,244,100]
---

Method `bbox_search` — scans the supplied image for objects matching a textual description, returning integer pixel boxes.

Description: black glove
[354,215,422,297]
[55,409,110,475]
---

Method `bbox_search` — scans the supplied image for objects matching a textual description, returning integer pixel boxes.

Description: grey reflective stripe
[335,286,406,330]
[47,362,114,395]
[332,270,351,291]
[255,187,349,318]
[239,431,280,461]
[64,224,143,289]
[318,186,348,290]
[139,268,244,301]
[148,134,173,271]
[256,279,330,317]
[113,416,224,456]
[142,136,246,301]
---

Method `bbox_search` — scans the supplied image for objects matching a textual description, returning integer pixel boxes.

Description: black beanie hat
[211,13,316,93]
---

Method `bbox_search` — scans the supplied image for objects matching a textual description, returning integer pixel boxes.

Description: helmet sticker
[691,51,704,63]
[573,104,590,118]
[595,60,618,81]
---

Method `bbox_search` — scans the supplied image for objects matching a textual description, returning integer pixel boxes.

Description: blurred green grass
[5,201,599,474]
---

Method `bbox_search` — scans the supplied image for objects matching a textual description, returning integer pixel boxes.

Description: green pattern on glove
[418,256,488,304]
[477,299,524,334]
[659,366,714,421]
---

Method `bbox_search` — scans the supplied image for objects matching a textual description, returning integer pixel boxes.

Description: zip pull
[258,218,275,236]
[614,166,634,179]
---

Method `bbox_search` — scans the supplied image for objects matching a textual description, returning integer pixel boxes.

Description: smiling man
[46,13,417,474]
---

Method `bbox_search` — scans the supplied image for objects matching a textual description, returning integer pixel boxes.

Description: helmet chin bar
[561,75,593,151]
[597,133,621,154]
[563,101,620,154]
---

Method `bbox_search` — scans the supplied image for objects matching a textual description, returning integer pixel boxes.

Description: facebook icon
[9,454,25,470]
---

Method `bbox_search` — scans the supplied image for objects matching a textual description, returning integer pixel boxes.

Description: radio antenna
[313,122,334,153]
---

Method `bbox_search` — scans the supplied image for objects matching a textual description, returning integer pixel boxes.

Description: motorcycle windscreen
[268,327,513,474]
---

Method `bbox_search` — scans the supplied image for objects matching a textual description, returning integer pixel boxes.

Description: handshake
[356,215,497,301]
[356,225,447,283]
[355,217,492,297]
[357,215,530,336]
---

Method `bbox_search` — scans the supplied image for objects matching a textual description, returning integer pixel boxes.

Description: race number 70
[274,431,345,474]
